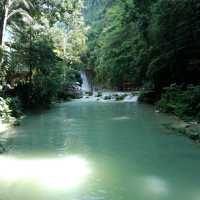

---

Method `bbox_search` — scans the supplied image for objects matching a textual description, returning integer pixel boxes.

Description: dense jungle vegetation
[0,0,86,122]
[84,0,200,121]
[0,0,200,122]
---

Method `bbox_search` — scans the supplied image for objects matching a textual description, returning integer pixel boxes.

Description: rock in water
[0,143,6,154]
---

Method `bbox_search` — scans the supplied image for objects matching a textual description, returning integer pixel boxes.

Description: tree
[147,0,200,89]
[8,26,63,106]
[0,0,32,47]
[84,0,200,91]
[5,0,86,106]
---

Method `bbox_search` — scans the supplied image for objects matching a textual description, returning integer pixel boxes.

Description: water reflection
[0,155,91,190]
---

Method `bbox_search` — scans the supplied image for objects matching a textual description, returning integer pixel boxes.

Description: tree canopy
[0,0,86,107]
[84,0,200,90]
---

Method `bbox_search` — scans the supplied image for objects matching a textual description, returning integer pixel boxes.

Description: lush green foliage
[158,86,200,121]
[0,96,21,122]
[83,0,200,120]
[0,0,85,110]
[0,97,12,121]
[84,0,200,90]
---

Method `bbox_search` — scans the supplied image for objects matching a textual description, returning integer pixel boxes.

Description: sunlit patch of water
[191,190,200,200]
[138,175,169,197]
[0,155,91,191]
[144,176,169,195]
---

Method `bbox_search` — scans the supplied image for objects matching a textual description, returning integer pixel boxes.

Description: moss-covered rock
[85,91,93,96]
[115,94,127,101]
[0,143,6,154]
[138,90,161,104]
[104,95,112,100]
[95,92,102,97]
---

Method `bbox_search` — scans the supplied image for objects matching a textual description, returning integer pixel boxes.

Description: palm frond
[7,8,33,22]
[21,0,33,9]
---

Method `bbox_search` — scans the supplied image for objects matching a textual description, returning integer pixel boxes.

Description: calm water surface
[0,100,200,200]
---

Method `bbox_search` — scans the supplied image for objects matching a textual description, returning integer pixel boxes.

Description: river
[0,100,200,200]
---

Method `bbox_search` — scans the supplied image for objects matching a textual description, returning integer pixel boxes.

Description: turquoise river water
[0,100,200,200]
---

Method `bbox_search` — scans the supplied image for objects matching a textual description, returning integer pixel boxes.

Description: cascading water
[80,70,138,102]
[80,91,139,102]
[123,94,138,102]
[80,71,91,93]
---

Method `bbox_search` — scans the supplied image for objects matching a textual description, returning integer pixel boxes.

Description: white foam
[80,92,138,103]
[123,95,138,102]
[81,71,91,92]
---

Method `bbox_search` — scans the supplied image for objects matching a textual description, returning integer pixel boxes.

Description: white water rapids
[81,92,139,102]
[80,70,138,102]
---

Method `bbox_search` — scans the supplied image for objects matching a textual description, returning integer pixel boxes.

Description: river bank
[138,86,200,144]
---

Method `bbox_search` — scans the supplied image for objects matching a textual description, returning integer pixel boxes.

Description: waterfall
[80,71,92,92]
[123,95,139,102]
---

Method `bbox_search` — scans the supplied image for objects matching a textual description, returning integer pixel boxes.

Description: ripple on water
[111,116,131,121]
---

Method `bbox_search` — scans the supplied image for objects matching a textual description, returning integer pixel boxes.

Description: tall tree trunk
[0,0,11,85]
[0,19,4,46]
[28,27,33,83]
[1,0,11,47]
